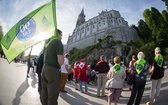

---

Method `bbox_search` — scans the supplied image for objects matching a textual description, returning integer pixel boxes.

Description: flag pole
[52,0,57,36]
[29,46,33,55]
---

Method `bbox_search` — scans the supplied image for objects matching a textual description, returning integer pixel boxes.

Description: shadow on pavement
[12,78,29,105]
[60,87,102,105]
[161,82,168,88]
[155,89,168,105]
[30,72,38,88]
[66,82,97,93]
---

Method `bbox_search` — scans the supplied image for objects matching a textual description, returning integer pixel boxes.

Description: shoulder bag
[127,73,134,85]
[105,74,117,90]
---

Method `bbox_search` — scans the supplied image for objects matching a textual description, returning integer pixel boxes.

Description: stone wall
[66,26,138,52]
[65,9,138,53]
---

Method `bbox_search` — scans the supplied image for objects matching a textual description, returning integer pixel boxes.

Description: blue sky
[0,0,166,55]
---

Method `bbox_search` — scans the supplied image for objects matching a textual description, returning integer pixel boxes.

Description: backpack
[131,60,136,68]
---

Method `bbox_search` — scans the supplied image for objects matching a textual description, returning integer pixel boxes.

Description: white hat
[155,47,160,53]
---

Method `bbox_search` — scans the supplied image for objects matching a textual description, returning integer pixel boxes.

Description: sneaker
[146,102,151,105]
[153,98,157,103]
[26,75,29,78]
[101,95,107,98]
[146,101,153,105]
[96,95,100,97]
[129,87,132,91]
[80,90,84,93]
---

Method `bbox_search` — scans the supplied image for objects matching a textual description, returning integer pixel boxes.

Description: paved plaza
[0,58,168,105]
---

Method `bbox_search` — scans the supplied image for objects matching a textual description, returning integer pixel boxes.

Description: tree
[133,7,168,62]
[143,7,168,47]
[131,24,139,35]
[137,19,151,42]
[0,24,4,52]
[0,24,4,40]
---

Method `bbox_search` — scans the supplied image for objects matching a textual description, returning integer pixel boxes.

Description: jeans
[79,80,88,92]
[27,65,31,76]
[127,81,146,105]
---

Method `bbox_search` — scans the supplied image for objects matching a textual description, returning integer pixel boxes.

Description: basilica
[65,9,138,52]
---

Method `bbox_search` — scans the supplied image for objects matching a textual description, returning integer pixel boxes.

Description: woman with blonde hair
[107,56,126,105]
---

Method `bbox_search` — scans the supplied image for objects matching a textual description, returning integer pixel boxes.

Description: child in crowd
[73,61,80,90]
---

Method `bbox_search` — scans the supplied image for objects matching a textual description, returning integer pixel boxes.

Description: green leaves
[143,7,168,47]
[135,7,168,62]
[0,25,3,40]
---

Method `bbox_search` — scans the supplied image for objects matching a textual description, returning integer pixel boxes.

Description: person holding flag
[0,0,62,104]
[40,29,64,105]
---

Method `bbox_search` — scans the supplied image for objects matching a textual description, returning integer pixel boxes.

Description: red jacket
[95,60,109,73]
[78,63,88,82]
[74,65,79,78]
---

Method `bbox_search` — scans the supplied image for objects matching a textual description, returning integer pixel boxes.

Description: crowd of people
[25,29,166,105]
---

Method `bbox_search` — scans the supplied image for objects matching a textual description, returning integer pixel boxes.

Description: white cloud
[0,18,7,34]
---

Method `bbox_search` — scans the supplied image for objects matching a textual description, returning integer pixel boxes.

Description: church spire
[76,8,85,27]
[81,8,84,17]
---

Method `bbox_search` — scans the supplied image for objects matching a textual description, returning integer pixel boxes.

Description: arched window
[118,19,121,23]
[110,14,112,17]
[111,19,113,23]
[99,22,101,27]
[93,25,95,29]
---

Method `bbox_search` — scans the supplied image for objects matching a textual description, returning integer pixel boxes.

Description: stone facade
[65,9,138,52]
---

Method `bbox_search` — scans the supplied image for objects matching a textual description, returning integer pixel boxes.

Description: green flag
[1,0,57,63]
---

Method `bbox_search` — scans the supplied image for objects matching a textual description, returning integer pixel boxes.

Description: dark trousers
[87,74,91,84]
[40,65,61,105]
[127,81,146,105]
[68,72,73,81]
[38,74,41,93]
[27,65,31,76]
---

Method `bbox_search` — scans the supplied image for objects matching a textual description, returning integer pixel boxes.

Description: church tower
[76,8,85,27]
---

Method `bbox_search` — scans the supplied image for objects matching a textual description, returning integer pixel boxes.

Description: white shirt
[109,63,112,68]
[61,58,69,73]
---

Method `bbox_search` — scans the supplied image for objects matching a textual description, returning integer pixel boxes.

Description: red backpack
[131,60,136,68]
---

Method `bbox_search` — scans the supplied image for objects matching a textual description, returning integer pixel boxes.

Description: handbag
[127,73,134,85]
[105,79,112,90]
[105,74,117,90]
[127,63,146,85]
